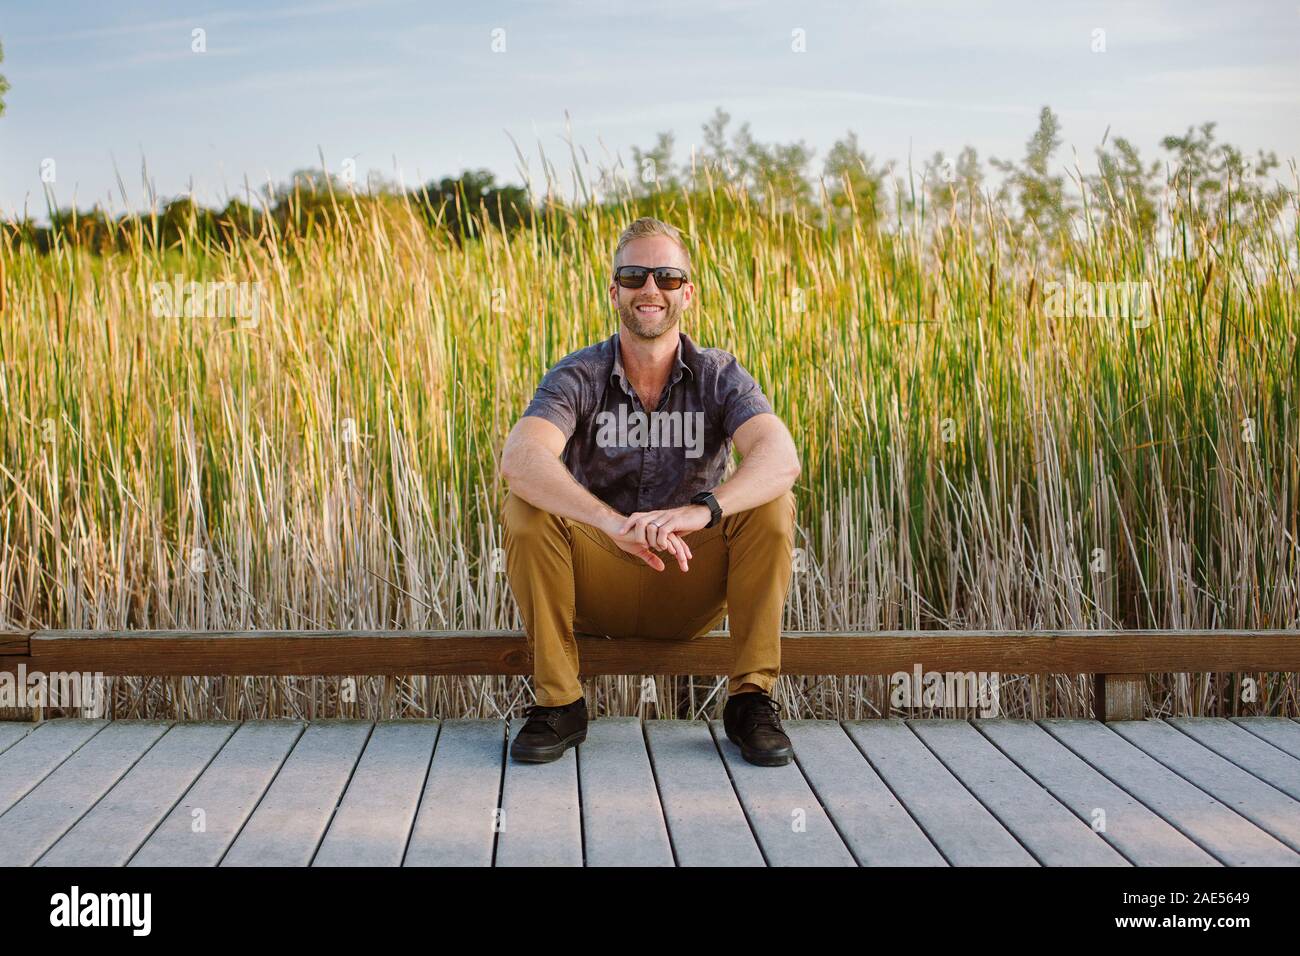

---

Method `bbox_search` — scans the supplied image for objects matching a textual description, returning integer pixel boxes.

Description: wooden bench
[3,628,1298,720]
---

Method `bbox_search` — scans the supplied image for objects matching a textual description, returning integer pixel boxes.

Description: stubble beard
[620,298,681,341]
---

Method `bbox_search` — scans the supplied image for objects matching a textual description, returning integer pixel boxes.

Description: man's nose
[632,277,666,301]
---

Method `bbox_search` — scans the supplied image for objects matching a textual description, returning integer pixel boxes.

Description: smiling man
[499,216,801,766]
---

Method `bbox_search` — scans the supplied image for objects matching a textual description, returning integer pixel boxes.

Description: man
[499,216,801,767]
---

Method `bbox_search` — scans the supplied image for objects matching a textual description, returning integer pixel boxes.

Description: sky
[2,0,1298,219]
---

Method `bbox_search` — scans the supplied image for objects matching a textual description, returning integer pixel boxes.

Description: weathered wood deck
[1,716,1299,867]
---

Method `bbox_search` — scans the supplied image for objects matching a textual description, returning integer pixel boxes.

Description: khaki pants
[502,489,797,706]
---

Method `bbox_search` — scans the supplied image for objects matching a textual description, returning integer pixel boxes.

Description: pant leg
[718,490,797,694]
[502,488,796,702]
[637,490,797,695]
[501,491,642,706]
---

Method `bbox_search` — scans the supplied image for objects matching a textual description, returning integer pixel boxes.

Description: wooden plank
[1040,718,1299,865]
[710,719,856,866]
[0,721,35,756]
[37,721,238,866]
[1108,719,1300,855]
[1232,717,1300,760]
[405,720,505,867]
[0,630,31,655]
[0,720,172,865]
[1169,719,1300,801]
[910,719,1128,866]
[578,717,673,867]
[1094,673,1145,720]
[0,719,107,816]
[785,720,945,866]
[24,631,536,677]
[220,721,373,867]
[976,719,1217,866]
[130,720,306,867]
[643,720,764,867]
[20,628,1300,677]
[495,716,582,867]
[313,720,440,867]
[842,719,1037,865]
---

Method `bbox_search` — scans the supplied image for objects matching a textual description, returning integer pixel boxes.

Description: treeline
[6,168,534,255]
[625,106,1292,240]
[5,105,1294,256]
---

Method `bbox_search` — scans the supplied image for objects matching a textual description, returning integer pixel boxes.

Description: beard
[619,297,681,340]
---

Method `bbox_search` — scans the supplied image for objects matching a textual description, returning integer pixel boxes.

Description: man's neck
[618,325,678,385]
[618,324,679,411]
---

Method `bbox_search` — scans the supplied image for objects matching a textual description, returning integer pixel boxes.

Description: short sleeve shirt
[521,331,774,515]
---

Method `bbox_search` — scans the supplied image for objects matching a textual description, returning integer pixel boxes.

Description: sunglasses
[613,265,689,291]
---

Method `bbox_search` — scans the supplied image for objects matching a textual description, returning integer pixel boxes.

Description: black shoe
[510,695,588,763]
[723,690,794,767]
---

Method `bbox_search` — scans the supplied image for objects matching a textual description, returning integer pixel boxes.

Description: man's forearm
[711,437,800,517]
[503,443,622,533]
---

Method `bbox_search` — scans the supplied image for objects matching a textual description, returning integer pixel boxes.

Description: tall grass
[1,158,1297,720]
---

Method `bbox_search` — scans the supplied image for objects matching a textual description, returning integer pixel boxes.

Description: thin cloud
[9,0,398,45]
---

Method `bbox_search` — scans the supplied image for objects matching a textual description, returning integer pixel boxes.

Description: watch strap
[691,491,722,528]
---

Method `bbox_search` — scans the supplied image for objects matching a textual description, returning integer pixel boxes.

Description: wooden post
[0,632,33,721]
[1094,673,1145,721]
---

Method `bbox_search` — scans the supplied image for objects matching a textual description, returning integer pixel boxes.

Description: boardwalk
[1,716,1299,867]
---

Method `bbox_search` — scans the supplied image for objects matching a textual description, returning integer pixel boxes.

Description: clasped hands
[603,504,712,571]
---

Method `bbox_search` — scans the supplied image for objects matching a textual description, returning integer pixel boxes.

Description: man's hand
[617,505,712,561]
[601,510,701,572]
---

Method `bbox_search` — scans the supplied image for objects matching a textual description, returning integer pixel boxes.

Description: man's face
[610,236,693,340]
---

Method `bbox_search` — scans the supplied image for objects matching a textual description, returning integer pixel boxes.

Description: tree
[734,122,815,211]
[699,107,735,179]
[270,166,347,201]
[1087,135,1159,237]
[822,130,892,226]
[411,169,531,238]
[0,41,10,117]
[1160,121,1287,226]
[687,107,815,212]
[991,106,1074,242]
[627,131,681,196]
[922,145,984,222]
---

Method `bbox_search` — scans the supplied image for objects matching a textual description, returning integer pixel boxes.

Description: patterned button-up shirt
[520,331,774,515]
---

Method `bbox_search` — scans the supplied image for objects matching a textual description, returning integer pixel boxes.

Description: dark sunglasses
[613,265,689,291]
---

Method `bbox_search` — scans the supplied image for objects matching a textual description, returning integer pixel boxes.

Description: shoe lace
[741,694,785,735]
[522,702,563,731]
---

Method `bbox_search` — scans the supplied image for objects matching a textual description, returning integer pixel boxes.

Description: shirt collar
[609,330,695,390]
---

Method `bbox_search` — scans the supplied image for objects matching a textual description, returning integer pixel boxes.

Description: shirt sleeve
[521,357,587,440]
[711,353,774,438]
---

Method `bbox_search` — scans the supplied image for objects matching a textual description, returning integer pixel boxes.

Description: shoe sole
[725,729,793,767]
[510,728,587,763]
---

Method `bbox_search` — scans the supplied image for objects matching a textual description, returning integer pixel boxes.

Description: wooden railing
[2,628,1297,720]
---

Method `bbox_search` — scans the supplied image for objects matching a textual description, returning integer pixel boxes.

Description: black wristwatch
[690,490,723,528]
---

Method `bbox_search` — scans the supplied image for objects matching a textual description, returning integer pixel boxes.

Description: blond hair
[613,217,692,277]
